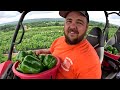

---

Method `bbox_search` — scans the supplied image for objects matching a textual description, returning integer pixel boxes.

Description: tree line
[0,20,118,32]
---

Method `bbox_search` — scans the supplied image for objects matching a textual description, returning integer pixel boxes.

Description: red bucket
[102,51,120,70]
[104,51,120,60]
[12,57,61,79]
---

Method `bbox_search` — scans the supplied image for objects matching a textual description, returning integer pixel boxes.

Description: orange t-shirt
[50,36,101,79]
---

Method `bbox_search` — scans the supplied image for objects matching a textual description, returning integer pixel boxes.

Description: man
[35,11,102,79]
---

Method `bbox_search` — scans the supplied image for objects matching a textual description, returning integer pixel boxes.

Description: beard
[64,30,87,45]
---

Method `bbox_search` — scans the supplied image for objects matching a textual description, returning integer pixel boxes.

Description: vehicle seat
[86,27,104,64]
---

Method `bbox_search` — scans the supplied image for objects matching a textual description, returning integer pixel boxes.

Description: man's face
[64,11,88,45]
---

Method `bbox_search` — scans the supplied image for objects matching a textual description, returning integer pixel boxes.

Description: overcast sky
[0,11,120,26]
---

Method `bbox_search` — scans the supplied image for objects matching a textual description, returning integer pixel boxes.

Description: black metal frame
[8,11,29,60]
[103,11,120,43]
[0,11,29,79]
[102,11,120,79]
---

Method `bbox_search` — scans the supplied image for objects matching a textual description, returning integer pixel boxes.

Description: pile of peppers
[15,50,57,74]
[105,45,119,55]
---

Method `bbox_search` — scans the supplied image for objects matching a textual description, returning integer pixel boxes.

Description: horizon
[0,18,109,27]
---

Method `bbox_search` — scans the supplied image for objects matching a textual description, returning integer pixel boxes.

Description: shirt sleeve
[50,38,59,53]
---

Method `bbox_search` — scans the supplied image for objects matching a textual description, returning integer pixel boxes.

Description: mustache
[68,28,79,34]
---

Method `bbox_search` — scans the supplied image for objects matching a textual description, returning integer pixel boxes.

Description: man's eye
[77,22,83,25]
[66,21,72,23]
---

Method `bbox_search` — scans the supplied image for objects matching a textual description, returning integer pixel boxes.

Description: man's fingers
[35,50,40,55]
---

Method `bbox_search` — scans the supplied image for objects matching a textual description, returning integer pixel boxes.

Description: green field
[0,21,118,63]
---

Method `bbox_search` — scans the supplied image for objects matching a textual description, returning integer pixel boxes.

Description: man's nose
[69,23,77,29]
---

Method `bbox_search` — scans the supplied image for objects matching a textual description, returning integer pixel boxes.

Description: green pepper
[47,59,57,69]
[112,47,119,55]
[106,45,113,51]
[16,55,44,74]
[108,50,112,54]
[27,50,34,55]
[43,54,57,69]
[16,51,27,62]
[27,50,37,58]
[38,54,46,62]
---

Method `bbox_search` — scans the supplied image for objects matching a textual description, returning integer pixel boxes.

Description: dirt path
[4,53,18,57]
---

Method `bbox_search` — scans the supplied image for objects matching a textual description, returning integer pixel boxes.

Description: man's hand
[34,49,51,55]
[34,49,43,55]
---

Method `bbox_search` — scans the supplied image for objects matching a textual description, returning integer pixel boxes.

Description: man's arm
[34,48,51,55]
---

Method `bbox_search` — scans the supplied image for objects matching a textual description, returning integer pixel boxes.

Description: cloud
[88,11,120,26]
[88,11,106,23]
[28,11,55,15]
[0,11,61,24]
[24,11,61,19]
[0,11,120,26]
[109,14,120,19]
[106,11,120,26]
[0,11,20,18]
[0,11,21,24]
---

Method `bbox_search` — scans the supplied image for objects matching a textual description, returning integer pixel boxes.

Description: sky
[0,11,120,26]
